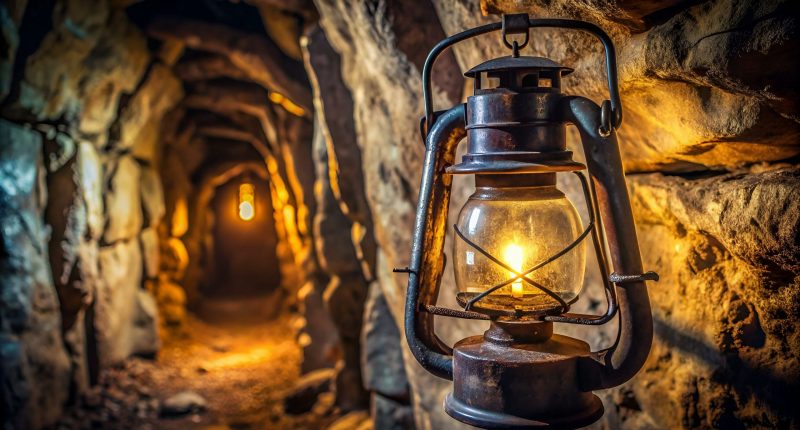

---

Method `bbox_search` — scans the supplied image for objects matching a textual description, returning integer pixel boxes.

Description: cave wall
[305,0,799,429]
[0,0,183,427]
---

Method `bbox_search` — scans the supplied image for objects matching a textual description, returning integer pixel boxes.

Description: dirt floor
[54,293,342,430]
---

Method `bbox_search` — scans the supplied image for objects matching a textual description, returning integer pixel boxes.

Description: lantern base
[444,392,603,429]
[446,323,603,429]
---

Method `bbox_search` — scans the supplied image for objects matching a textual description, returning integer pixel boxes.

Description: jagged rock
[297,280,340,373]
[140,227,159,280]
[361,282,408,400]
[103,156,143,244]
[283,368,334,415]
[148,16,312,112]
[311,118,361,277]
[140,166,165,229]
[77,142,104,240]
[312,1,479,427]
[130,289,159,357]
[160,237,188,279]
[631,168,800,276]
[115,63,184,161]
[9,2,149,139]
[327,411,372,430]
[324,273,370,411]
[0,2,19,102]
[94,239,157,366]
[303,25,376,274]
[155,280,187,327]
[159,391,206,416]
[372,393,415,430]
[0,119,71,430]
[618,167,800,428]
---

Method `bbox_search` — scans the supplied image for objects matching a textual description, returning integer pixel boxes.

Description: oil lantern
[400,14,658,429]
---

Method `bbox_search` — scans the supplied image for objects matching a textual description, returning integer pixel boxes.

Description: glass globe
[453,182,585,316]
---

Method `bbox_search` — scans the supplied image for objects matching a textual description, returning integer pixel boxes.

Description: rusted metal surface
[404,105,466,380]
[446,322,603,429]
[405,12,654,428]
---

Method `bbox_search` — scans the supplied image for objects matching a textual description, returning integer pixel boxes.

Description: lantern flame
[503,243,525,298]
[239,183,255,221]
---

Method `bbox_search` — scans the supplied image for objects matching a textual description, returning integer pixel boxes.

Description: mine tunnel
[1,0,798,429]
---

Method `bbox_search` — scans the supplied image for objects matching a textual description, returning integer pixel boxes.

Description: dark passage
[206,174,281,298]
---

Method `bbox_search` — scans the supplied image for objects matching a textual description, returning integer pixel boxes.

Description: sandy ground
[54,293,341,430]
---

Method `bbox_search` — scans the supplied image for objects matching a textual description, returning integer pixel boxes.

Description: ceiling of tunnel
[124,0,316,187]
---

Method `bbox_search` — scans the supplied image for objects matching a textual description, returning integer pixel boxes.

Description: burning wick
[503,243,524,298]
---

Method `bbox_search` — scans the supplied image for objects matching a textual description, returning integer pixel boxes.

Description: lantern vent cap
[464,56,573,78]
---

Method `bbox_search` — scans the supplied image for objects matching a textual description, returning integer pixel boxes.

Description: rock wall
[0,0,182,426]
[305,0,799,429]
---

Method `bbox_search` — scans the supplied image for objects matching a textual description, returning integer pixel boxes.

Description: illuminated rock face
[0,1,181,426]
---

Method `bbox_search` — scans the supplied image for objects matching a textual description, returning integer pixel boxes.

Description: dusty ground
[54,293,341,430]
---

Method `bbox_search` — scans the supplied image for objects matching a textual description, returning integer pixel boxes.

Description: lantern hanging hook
[502,13,530,57]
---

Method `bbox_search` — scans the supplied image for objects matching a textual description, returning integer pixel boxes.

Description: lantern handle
[405,104,467,380]
[559,95,653,390]
[422,14,623,136]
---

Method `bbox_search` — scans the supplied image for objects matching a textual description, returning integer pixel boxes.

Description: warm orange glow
[268,91,306,117]
[503,243,525,298]
[239,183,255,221]
[202,345,273,370]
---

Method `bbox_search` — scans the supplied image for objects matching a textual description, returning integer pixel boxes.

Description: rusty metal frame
[404,14,653,390]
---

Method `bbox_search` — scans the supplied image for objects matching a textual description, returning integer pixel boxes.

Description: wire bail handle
[421,14,623,138]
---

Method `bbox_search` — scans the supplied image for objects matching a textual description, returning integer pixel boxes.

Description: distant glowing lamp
[398,14,660,429]
[239,182,255,221]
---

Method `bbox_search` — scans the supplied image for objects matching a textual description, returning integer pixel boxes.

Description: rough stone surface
[8,2,149,140]
[159,390,206,416]
[303,24,377,278]
[102,156,143,245]
[140,227,159,280]
[372,393,415,430]
[0,119,71,430]
[114,63,183,161]
[311,1,480,427]
[361,282,409,400]
[94,239,157,366]
[140,165,165,229]
[283,368,334,415]
[619,167,800,429]
[297,279,340,373]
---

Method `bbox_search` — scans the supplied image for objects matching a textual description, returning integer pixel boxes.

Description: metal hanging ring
[502,13,530,53]
[502,32,529,53]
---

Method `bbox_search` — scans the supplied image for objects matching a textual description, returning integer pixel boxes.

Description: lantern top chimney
[465,56,572,94]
